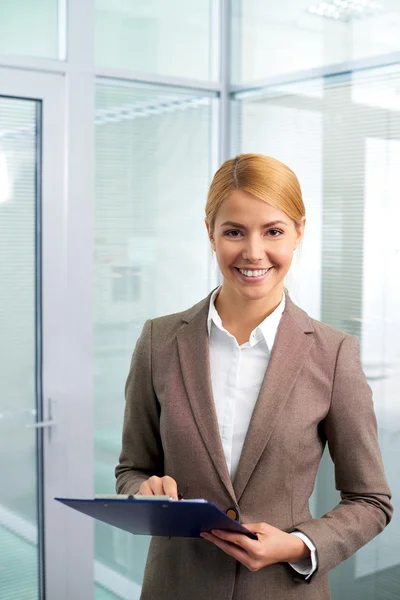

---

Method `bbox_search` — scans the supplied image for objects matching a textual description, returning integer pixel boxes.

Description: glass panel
[94,80,217,599]
[231,82,323,320]
[233,66,400,598]
[95,0,217,80]
[231,0,400,82]
[0,97,40,599]
[0,0,59,59]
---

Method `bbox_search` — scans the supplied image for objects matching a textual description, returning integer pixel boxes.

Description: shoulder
[285,296,362,384]
[310,317,360,368]
[309,316,349,346]
[285,294,355,351]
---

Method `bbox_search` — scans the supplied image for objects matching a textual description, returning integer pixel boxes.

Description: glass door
[0,67,73,600]
[0,94,43,600]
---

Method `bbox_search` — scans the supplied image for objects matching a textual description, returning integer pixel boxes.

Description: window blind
[233,64,400,594]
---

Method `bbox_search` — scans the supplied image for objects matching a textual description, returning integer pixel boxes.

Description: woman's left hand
[200,522,310,572]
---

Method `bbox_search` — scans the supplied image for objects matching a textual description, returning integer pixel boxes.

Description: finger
[242,523,269,534]
[137,481,153,495]
[147,476,164,495]
[210,530,257,552]
[201,533,254,569]
[161,476,178,500]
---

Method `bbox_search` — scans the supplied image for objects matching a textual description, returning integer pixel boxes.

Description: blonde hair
[205,153,305,231]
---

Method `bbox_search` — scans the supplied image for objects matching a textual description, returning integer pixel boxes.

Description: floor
[0,525,122,600]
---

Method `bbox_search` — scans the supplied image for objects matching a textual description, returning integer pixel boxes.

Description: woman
[116,154,392,600]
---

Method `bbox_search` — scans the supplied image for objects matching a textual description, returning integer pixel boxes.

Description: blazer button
[226,507,239,521]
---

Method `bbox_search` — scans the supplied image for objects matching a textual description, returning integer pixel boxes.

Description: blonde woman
[116,154,392,600]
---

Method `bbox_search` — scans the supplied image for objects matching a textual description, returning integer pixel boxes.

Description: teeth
[238,268,270,277]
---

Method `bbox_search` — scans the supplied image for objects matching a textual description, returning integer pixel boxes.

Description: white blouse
[207,288,316,578]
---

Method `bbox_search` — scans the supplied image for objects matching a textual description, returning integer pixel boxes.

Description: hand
[200,522,310,572]
[136,475,179,500]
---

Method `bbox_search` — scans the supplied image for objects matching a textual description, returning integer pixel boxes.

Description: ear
[205,218,216,251]
[294,217,306,249]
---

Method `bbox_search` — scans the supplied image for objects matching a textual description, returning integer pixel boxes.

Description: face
[206,189,305,305]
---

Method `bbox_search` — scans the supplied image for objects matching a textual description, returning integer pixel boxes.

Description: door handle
[26,398,57,441]
[26,419,56,429]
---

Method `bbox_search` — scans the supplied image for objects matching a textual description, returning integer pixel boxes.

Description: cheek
[271,244,295,266]
[215,241,237,265]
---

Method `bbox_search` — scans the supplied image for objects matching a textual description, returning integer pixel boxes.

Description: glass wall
[93,80,218,598]
[231,81,323,318]
[95,0,218,80]
[1,1,399,598]
[0,97,40,600]
[231,0,400,82]
[0,0,61,59]
[233,64,400,599]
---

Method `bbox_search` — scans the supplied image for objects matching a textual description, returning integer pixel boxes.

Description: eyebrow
[220,220,288,228]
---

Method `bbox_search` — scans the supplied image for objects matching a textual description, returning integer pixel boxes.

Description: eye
[266,228,283,237]
[224,229,243,238]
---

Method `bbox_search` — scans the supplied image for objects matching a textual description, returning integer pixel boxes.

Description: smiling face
[206,189,305,307]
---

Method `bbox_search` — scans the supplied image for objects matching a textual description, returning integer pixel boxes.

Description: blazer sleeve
[291,334,393,581]
[115,319,164,495]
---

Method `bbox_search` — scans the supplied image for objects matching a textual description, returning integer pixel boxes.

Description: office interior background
[0,0,399,598]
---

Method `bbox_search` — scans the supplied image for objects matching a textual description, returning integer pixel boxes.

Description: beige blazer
[116,291,393,600]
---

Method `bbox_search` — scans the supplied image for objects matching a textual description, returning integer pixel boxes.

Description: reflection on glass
[94,81,216,598]
[233,67,400,598]
[0,97,39,599]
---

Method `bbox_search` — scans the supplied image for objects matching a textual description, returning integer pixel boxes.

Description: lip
[234,266,273,283]
[235,267,273,271]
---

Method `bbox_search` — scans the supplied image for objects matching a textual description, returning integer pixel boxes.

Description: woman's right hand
[137,475,179,500]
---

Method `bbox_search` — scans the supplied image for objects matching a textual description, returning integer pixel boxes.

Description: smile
[237,267,272,277]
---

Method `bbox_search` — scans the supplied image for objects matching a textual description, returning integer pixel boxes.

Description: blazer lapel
[233,296,315,501]
[176,295,236,502]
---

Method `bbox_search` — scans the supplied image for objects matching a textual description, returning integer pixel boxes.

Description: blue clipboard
[55,496,258,539]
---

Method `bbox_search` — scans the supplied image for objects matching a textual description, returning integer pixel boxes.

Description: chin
[236,283,275,301]
[239,277,285,301]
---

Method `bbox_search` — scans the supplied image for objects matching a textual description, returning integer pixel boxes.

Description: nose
[242,235,266,263]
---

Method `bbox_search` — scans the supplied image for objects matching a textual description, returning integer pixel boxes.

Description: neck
[214,284,284,330]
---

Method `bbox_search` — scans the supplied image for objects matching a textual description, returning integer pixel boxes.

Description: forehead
[215,189,289,225]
